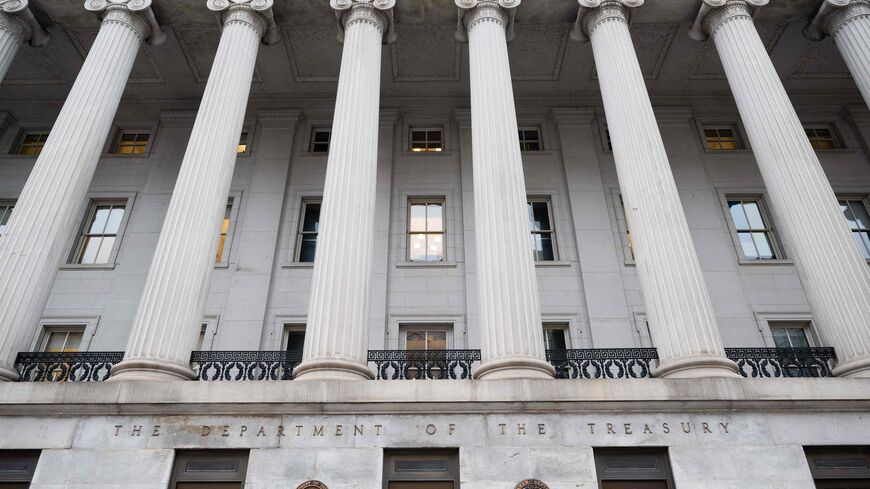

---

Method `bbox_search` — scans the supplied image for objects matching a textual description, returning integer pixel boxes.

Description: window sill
[282,262,315,269]
[737,259,794,266]
[214,262,230,269]
[702,149,754,155]
[396,261,457,268]
[102,153,151,159]
[402,150,454,157]
[534,261,572,268]
[59,263,116,271]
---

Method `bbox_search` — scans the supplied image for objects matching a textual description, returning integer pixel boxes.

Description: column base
[108,358,196,382]
[0,364,19,382]
[832,357,870,378]
[654,354,741,379]
[474,356,555,380]
[292,358,374,381]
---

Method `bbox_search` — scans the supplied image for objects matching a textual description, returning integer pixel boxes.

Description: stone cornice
[208,0,279,45]
[570,0,643,43]
[84,0,167,46]
[805,0,870,40]
[331,0,396,45]
[653,106,694,126]
[454,0,519,43]
[689,0,768,42]
[159,110,198,128]
[551,107,595,127]
[0,0,49,47]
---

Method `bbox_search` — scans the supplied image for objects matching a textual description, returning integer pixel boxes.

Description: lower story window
[71,199,128,265]
[383,449,459,489]
[170,450,249,489]
[805,447,870,488]
[595,448,674,489]
[0,450,40,488]
[839,198,870,259]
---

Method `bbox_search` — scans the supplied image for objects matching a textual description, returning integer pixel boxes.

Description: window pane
[302,203,320,232]
[94,236,116,264]
[427,331,447,351]
[426,234,444,262]
[858,231,870,259]
[751,232,775,260]
[849,201,870,229]
[411,131,427,142]
[89,207,111,234]
[64,332,84,352]
[787,328,811,348]
[79,236,101,264]
[841,201,858,229]
[406,331,426,350]
[45,332,67,352]
[743,201,765,229]
[427,204,443,232]
[286,331,305,353]
[105,208,125,234]
[544,329,567,350]
[298,235,317,263]
[728,202,748,230]
[409,233,427,261]
[532,233,555,261]
[529,202,550,231]
[409,204,427,232]
[737,232,758,260]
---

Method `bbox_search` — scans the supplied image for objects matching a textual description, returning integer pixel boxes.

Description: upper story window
[528,198,556,261]
[14,131,49,156]
[169,451,249,489]
[804,125,841,150]
[41,326,85,353]
[283,324,306,356]
[410,127,443,153]
[112,131,151,155]
[519,128,542,151]
[295,199,321,263]
[71,199,127,265]
[310,128,331,153]
[543,323,569,350]
[408,199,444,262]
[703,125,743,150]
[237,132,249,155]
[215,196,238,264]
[770,322,813,349]
[839,197,870,259]
[726,197,780,261]
[0,201,14,236]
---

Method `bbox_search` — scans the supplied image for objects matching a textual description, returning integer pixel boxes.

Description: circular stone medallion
[515,479,550,489]
[296,481,328,489]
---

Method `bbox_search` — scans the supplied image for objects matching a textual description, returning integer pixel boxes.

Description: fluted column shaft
[0,1,49,83]
[825,2,870,108]
[706,1,870,376]
[292,3,390,381]
[460,1,554,380]
[0,6,149,381]
[0,12,23,82]
[111,5,269,381]
[584,3,737,378]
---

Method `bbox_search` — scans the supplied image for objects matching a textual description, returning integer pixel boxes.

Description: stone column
[0,0,49,82]
[806,0,870,109]
[110,0,278,381]
[0,0,163,382]
[454,0,555,380]
[693,0,870,377]
[292,0,395,381]
[571,0,738,378]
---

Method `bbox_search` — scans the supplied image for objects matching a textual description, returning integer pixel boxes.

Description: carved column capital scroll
[454,0,519,43]
[570,0,643,43]
[689,0,768,41]
[207,0,279,45]
[805,0,870,40]
[0,0,49,46]
[84,0,166,46]
[331,0,396,44]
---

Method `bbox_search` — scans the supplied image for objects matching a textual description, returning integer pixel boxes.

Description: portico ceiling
[1,0,859,106]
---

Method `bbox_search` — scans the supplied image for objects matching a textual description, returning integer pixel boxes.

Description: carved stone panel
[508,23,569,81]
[515,479,549,489]
[282,24,342,82]
[791,37,850,79]
[391,24,460,82]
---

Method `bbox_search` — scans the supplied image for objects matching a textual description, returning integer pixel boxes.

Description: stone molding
[258,109,300,128]
[0,0,48,46]
[570,0,643,43]
[379,107,399,127]
[454,0,519,43]
[84,0,166,46]
[551,107,595,126]
[207,0,279,45]
[159,110,198,128]
[689,0,768,41]
[806,0,870,40]
[331,0,396,44]
[453,108,471,128]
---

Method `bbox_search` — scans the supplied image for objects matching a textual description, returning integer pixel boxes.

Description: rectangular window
[518,128,542,151]
[528,198,556,261]
[237,132,248,155]
[0,202,14,237]
[770,322,813,349]
[704,126,742,150]
[0,450,40,487]
[295,199,321,263]
[543,323,569,350]
[403,328,449,351]
[71,200,127,265]
[726,197,780,261]
[595,448,674,489]
[310,128,331,153]
[410,127,443,153]
[169,451,249,489]
[283,325,306,356]
[383,449,459,489]
[14,131,49,156]
[615,194,635,262]
[408,199,444,262]
[805,447,870,488]
[605,129,613,151]
[112,131,151,155]
[215,196,236,264]
[805,125,841,150]
[840,198,870,260]
[40,327,85,353]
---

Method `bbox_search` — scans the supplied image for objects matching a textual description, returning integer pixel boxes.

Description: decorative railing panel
[546,349,659,379]
[725,347,836,378]
[191,351,303,381]
[15,351,124,382]
[368,350,481,380]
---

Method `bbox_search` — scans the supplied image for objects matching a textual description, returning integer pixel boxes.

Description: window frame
[610,191,635,266]
[837,194,870,262]
[594,448,675,489]
[542,322,570,350]
[11,129,51,156]
[31,317,100,353]
[407,197,446,263]
[196,316,219,351]
[168,450,249,489]
[215,192,242,268]
[719,191,787,265]
[700,124,745,151]
[383,449,459,489]
[282,323,306,354]
[107,125,156,157]
[528,196,558,262]
[803,123,844,151]
[308,127,332,154]
[0,199,15,237]
[399,323,454,351]
[65,194,135,269]
[518,127,544,152]
[294,197,322,264]
[236,125,255,157]
[805,446,870,483]
[409,126,445,153]
[0,450,40,484]
[755,313,820,349]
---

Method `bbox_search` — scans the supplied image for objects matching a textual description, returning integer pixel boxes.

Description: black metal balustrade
[546,348,659,379]
[725,347,836,378]
[190,351,303,381]
[368,350,481,380]
[15,351,124,382]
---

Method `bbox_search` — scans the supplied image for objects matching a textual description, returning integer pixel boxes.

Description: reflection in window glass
[704,127,741,150]
[528,200,556,261]
[74,202,126,265]
[114,132,150,154]
[408,200,444,262]
[296,201,321,262]
[805,127,839,150]
[16,132,49,155]
[840,199,870,259]
[405,330,447,351]
[727,199,777,260]
[43,329,84,352]
[771,327,811,349]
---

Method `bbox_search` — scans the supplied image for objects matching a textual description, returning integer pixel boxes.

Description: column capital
[805,0,870,40]
[0,0,49,47]
[689,0,768,41]
[84,0,166,46]
[331,0,396,44]
[207,0,279,45]
[570,0,643,43]
[454,0,519,43]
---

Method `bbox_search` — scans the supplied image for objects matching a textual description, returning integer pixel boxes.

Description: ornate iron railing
[368,350,481,380]
[725,347,836,378]
[190,351,303,381]
[15,351,124,382]
[546,348,659,379]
